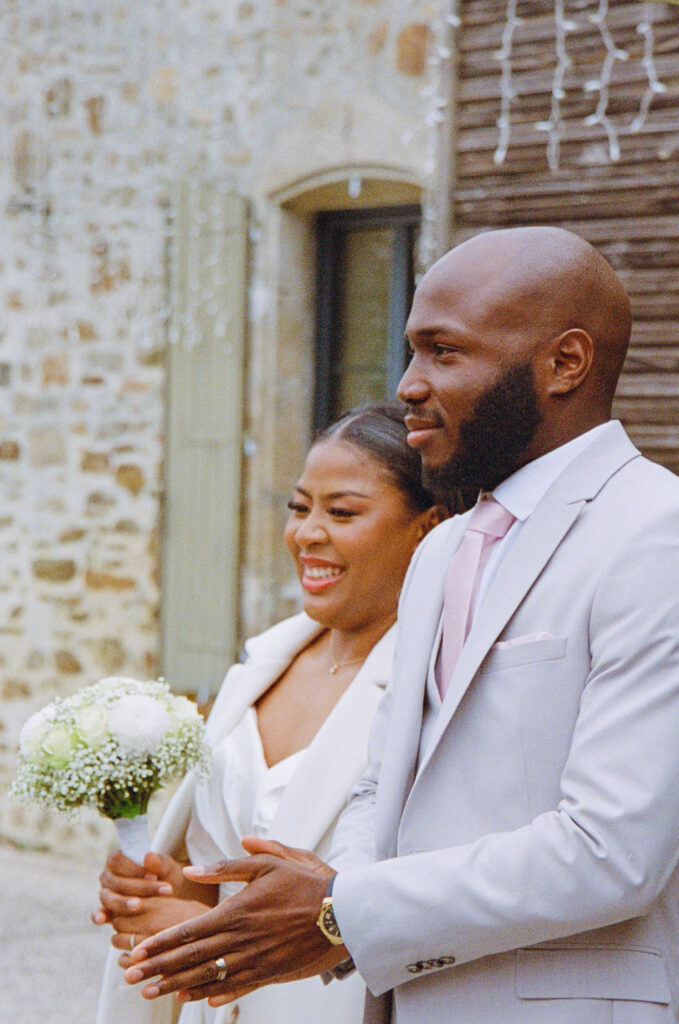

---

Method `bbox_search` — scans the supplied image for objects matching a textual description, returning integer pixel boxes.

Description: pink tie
[437,496,516,697]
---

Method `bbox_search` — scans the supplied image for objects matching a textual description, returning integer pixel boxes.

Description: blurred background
[1,0,678,864]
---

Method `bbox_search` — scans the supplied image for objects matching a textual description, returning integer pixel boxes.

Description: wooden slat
[450,0,679,474]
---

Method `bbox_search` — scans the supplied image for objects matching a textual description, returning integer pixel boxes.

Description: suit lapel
[415,422,640,778]
[205,614,324,746]
[373,516,467,855]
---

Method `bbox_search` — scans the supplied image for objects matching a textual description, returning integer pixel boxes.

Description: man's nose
[397,355,429,405]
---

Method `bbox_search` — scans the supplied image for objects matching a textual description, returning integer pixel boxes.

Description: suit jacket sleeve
[332,504,679,997]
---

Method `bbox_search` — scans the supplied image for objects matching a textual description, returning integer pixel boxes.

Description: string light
[630,4,668,134]
[492,0,669,171]
[534,0,577,172]
[493,0,521,165]
[419,0,458,269]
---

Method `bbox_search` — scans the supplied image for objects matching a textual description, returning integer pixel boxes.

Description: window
[314,205,420,430]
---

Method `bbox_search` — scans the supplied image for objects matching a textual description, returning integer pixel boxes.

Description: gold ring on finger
[214,957,228,982]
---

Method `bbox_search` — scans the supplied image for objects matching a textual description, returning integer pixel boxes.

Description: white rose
[19,705,57,758]
[76,706,109,747]
[96,676,146,694]
[40,724,77,768]
[168,695,200,730]
[107,695,171,754]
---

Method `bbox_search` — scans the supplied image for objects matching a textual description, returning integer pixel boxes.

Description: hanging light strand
[493,0,521,165]
[630,3,668,133]
[535,0,577,172]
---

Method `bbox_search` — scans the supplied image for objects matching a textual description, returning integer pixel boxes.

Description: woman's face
[284,439,429,632]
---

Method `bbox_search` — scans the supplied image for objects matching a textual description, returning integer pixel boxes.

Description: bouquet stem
[114,813,150,864]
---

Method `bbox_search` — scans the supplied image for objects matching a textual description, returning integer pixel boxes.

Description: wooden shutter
[161,186,248,696]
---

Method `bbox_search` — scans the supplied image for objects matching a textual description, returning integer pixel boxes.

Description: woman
[95,403,449,1024]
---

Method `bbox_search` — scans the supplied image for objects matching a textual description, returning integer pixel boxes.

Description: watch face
[322,905,341,937]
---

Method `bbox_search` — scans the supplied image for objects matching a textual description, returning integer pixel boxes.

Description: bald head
[400,227,633,487]
[426,226,631,409]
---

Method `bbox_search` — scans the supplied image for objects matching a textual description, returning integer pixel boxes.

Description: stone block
[149,67,178,103]
[59,529,87,542]
[395,22,430,76]
[0,441,20,461]
[97,637,126,672]
[81,451,110,473]
[116,464,145,495]
[45,77,72,117]
[42,352,69,386]
[2,678,31,699]
[32,559,77,583]
[368,20,389,55]
[77,321,98,341]
[85,570,136,590]
[84,96,105,134]
[55,650,82,674]
[29,427,66,467]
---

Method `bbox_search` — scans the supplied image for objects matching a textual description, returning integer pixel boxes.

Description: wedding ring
[214,956,228,982]
[129,934,135,950]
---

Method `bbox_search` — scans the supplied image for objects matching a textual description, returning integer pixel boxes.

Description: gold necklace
[329,635,367,675]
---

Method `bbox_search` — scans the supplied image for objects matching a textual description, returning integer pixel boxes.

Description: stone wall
[0,0,435,853]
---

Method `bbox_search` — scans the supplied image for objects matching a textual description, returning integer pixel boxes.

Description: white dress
[96,613,394,1024]
[179,706,358,1024]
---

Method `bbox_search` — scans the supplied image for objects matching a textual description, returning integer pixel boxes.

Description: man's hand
[124,838,348,1005]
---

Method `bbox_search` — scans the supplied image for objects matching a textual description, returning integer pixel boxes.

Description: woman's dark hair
[317,402,459,515]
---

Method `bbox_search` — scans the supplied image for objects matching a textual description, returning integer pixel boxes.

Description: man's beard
[421,362,542,498]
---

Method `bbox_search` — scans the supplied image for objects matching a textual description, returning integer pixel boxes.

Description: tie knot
[467,495,515,541]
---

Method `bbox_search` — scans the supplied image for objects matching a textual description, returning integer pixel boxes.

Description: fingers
[111,930,141,952]
[207,983,259,1007]
[100,866,173,899]
[91,907,111,926]
[126,937,231,996]
[99,888,145,917]
[182,854,272,885]
[240,836,328,871]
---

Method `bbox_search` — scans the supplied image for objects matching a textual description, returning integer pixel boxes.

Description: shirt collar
[491,421,613,522]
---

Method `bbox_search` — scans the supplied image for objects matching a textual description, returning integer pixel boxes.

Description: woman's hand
[92,850,184,927]
[93,850,219,927]
[110,896,215,967]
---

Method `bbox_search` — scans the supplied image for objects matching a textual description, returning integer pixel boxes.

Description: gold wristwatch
[317,876,344,946]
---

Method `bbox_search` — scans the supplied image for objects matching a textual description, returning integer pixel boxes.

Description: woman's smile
[300,557,346,592]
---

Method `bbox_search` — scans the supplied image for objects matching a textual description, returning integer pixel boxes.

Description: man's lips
[404,413,443,447]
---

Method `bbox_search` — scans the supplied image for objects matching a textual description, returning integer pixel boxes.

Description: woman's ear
[416,504,449,542]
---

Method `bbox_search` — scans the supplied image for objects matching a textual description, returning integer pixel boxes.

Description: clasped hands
[97,837,348,1007]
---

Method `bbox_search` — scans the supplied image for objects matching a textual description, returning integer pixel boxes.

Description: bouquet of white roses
[12,676,210,862]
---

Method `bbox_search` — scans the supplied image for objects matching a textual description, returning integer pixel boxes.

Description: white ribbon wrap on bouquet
[113,813,150,864]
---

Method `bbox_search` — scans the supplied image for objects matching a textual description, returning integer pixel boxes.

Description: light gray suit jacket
[330,422,679,1024]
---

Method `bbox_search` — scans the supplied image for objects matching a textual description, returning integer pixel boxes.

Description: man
[125,227,679,1023]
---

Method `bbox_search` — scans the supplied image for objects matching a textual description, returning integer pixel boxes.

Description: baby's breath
[11,678,210,819]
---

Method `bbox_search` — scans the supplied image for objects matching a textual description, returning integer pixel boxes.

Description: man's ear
[546,329,594,395]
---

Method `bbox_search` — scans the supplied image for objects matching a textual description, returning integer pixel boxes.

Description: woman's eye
[329,508,358,519]
[286,500,308,514]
